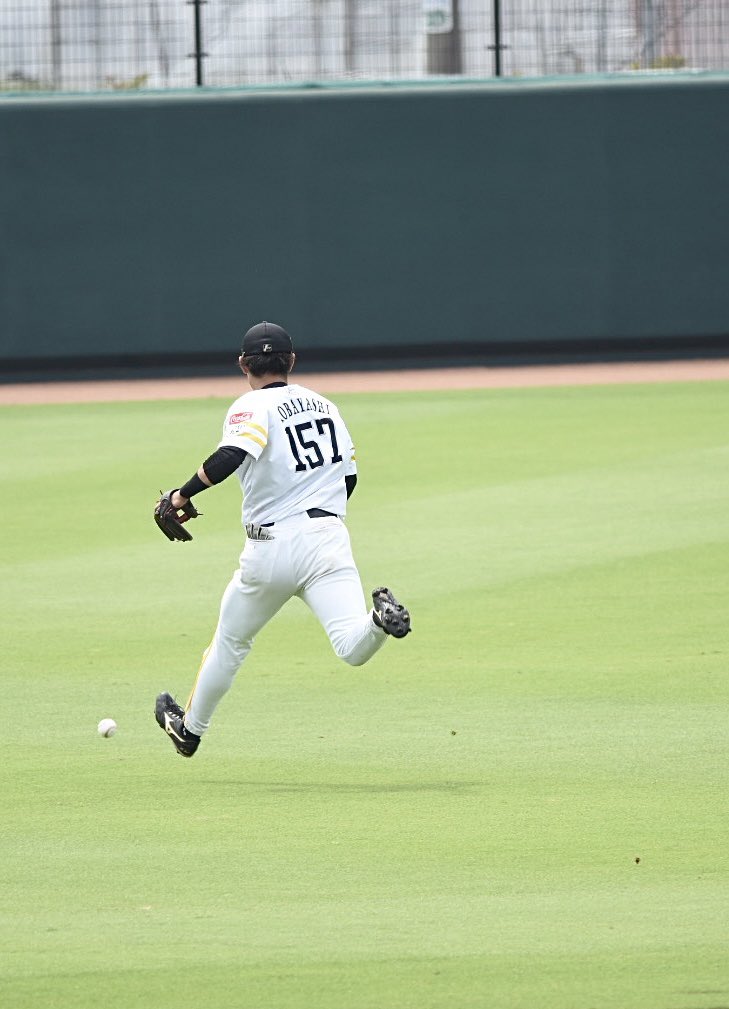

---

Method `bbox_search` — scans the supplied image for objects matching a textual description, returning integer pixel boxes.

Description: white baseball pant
[184,513,387,735]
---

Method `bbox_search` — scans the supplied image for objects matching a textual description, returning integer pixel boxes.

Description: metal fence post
[187,0,207,86]
[488,0,505,76]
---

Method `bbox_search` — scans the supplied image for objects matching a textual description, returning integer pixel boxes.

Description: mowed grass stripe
[1,381,728,1009]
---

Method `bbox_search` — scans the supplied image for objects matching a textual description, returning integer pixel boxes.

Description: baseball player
[153,321,411,757]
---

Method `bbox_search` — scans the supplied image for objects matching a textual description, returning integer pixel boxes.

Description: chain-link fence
[1,0,727,93]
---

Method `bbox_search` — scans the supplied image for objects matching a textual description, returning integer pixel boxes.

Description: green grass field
[2,380,728,1009]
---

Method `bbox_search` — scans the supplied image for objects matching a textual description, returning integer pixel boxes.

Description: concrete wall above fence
[1,74,728,371]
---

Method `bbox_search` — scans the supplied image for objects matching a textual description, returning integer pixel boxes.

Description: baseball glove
[154,489,200,542]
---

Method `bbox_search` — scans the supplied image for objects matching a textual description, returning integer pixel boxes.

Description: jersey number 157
[284,419,342,472]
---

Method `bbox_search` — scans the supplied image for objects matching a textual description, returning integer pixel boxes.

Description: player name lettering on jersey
[276,396,331,421]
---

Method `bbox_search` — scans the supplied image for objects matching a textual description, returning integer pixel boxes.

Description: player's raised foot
[154,692,201,758]
[371,587,411,638]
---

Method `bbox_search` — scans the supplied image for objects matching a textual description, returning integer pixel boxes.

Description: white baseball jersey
[218,383,357,526]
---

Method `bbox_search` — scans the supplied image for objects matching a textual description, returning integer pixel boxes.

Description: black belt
[260,508,336,528]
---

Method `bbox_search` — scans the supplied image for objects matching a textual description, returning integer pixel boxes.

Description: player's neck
[247,374,289,391]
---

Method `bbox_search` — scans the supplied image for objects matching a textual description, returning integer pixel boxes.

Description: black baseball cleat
[371,587,411,638]
[154,692,201,758]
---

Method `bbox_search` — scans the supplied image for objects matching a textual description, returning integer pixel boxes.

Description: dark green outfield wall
[1,75,728,368]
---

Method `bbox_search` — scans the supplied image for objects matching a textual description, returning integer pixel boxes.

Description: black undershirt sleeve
[179,446,247,498]
[345,473,357,499]
[202,445,247,483]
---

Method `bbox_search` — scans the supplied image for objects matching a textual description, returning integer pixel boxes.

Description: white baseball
[97,718,117,738]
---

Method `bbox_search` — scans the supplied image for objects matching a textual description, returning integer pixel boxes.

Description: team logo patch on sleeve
[230,411,254,425]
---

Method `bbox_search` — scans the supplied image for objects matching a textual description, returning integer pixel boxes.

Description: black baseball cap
[241,321,293,356]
